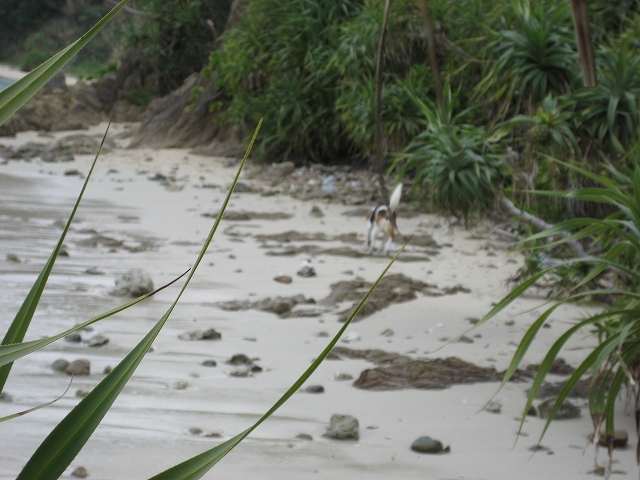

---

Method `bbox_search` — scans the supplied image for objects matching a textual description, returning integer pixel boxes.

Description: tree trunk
[569,0,597,87]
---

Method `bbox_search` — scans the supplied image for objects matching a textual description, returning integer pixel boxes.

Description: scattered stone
[297,266,316,277]
[205,432,222,438]
[233,181,254,193]
[58,247,70,257]
[341,332,361,344]
[174,381,189,390]
[76,390,89,398]
[113,268,154,297]
[71,466,89,478]
[65,359,90,376]
[189,428,203,435]
[295,433,313,441]
[528,444,551,452]
[103,366,113,374]
[457,336,474,344]
[321,175,340,193]
[381,329,394,337]
[65,333,82,343]
[316,331,329,337]
[88,335,109,347]
[77,234,124,249]
[178,329,221,341]
[366,424,378,429]
[411,436,448,454]
[202,360,217,367]
[266,161,295,179]
[274,275,292,284]
[332,372,353,381]
[229,367,251,377]
[589,430,628,449]
[323,414,359,440]
[537,398,580,419]
[85,266,105,275]
[64,169,81,176]
[465,317,480,325]
[310,205,324,217]
[485,401,502,414]
[504,319,515,326]
[527,405,537,416]
[0,392,13,403]
[6,253,20,263]
[226,354,252,365]
[305,385,325,394]
[52,359,70,372]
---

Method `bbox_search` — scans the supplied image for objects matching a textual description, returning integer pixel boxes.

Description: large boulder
[113,269,154,297]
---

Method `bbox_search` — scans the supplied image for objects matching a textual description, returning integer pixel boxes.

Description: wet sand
[0,123,635,479]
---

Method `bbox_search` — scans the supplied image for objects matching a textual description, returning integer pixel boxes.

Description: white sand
[0,123,635,479]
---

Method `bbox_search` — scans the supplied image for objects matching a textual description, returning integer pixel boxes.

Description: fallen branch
[500,195,587,258]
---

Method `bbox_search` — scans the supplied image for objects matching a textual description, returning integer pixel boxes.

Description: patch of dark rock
[103,366,113,374]
[85,266,105,275]
[265,245,322,256]
[533,375,601,400]
[457,336,474,344]
[52,359,70,372]
[529,444,551,452]
[401,233,440,248]
[65,359,90,376]
[0,392,13,402]
[76,390,89,398]
[342,208,371,217]
[64,169,81,176]
[88,335,109,347]
[76,234,124,249]
[202,360,217,367]
[189,428,203,435]
[296,433,313,441]
[323,414,359,440]
[112,268,154,297]
[537,398,581,419]
[6,253,21,263]
[320,274,438,323]
[255,231,328,243]
[202,210,292,221]
[310,205,324,217]
[234,181,255,193]
[333,372,353,381]
[217,294,312,318]
[179,329,222,341]
[305,385,325,394]
[485,401,502,414]
[226,354,253,366]
[526,357,575,376]
[329,347,530,391]
[442,284,471,294]
[411,436,448,454]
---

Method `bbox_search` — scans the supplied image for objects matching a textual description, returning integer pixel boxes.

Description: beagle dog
[366,183,402,255]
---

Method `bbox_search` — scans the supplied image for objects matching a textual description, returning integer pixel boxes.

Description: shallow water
[0,77,13,91]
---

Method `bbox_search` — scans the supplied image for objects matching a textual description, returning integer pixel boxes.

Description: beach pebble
[332,372,353,381]
[52,359,70,372]
[305,385,324,394]
[381,329,394,337]
[589,430,628,448]
[310,205,324,217]
[76,390,89,398]
[340,332,361,343]
[323,414,359,440]
[457,335,474,344]
[537,398,580,419]
[85,266,105,275]
[0,392,13,403]
[315,331,329,337]
[58,247,70,257]
[297,266,316,277]
[71,466,88,478]
[527,405,537,416]
[266,161,295,179]
[65,333,82,343]
[229,367,251,377]
[234,181,254,193]
[411,436,448,454]
[189,428,203,435]
[6,253,21,263]
[113,268,154,297]
[321,175,340,193]
[88,334,109,347]
[178,329,221,341]
[226,354,252,365]
[485,401,502,414]
[296,433,313,441]
[103,366,113,374]
[274,275,292,284]
[65,359,90,376]
[174,381,189,390]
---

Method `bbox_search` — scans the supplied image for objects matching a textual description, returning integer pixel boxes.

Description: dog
[366,183,402,255]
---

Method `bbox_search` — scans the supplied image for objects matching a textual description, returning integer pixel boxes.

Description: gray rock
[76,389,89,398]
[297,266,316,277]
[189,428,203,435]
[266,161,295,179]
[52,359,70,372]
[202,360,217,367]
[88,334,109,347]
[65,333,82,343]
[411,436,448,454]
[6,253,20,263]
[310,205,324,217]
[178,329,222,341]
[71,466,89,478]
[305,385,325,394]
[229,367,251,377]
[332,372,353,381]
[274,275,292,284]
[321,175,340,193]
[0,391,13,402]
[174,381,189,390]
[65,359,90,376]
[113,268,154,297]
[323,414,359,440]
[590,430,628,449]
[226,354,252,365]
[537,398,581,419]
[485,401,502,414]
[296,433,313,441]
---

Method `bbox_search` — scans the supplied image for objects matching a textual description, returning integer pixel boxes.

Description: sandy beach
[0,123,635,479]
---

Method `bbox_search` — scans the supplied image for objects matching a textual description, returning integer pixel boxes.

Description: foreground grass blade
[0,0,131,125]
[0,376,73,423]
[0,118,114,393]
[149,240,410,480]
[0,271,188,369]
[17,108,267,480]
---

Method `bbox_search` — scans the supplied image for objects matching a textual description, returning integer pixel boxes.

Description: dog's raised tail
[389,183,402,212]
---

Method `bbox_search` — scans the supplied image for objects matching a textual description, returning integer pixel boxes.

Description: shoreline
[0,123,634,479]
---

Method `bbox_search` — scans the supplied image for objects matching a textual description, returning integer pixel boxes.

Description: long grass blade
[0,376,73,423]
[0,116,114,393]
[149,239,410,480]
[0,0,131,125]
[16,106,268,480]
